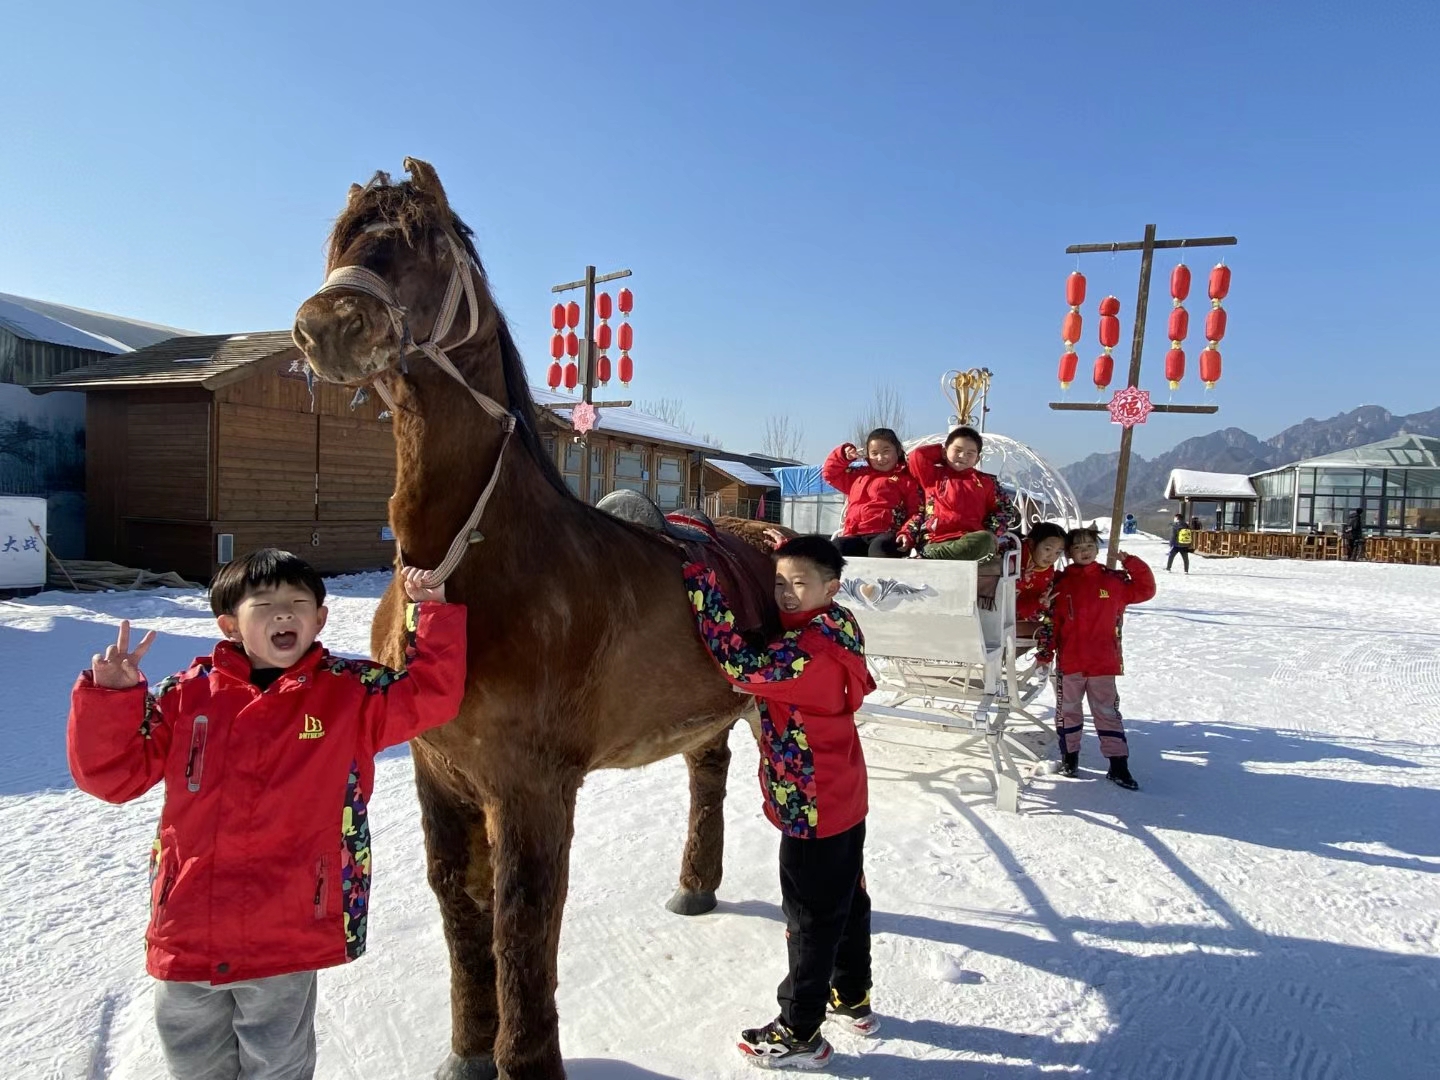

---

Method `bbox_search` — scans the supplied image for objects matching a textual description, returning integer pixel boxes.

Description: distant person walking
[1346,509,1365,561]
[1166,513,1192,573]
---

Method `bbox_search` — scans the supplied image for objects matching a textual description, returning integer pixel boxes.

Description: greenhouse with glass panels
[1250,435,1440,536]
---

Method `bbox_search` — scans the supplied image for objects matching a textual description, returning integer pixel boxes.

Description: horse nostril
[345,309,367,338]
[293,315,316,352]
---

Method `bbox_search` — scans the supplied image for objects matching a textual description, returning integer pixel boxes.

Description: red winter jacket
[900,443,1013,546]
[1048,555,1155,676]
[67,602,467,985]
[1016,539,1058,623]
[822,445,923,537]
[685,564,875,839]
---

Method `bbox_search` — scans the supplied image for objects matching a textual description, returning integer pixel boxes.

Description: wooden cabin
[32,332,714,580]
[695,456,783,521]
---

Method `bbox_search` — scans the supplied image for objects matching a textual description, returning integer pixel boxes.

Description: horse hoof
[435,1053,499,1080]
[665,887,717,916]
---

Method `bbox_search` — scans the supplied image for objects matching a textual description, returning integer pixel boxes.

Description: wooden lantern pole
[1050,224,1237,566]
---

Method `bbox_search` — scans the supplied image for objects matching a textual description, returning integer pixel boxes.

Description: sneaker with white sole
[737,1018,833,1070]
[827,989,881,1036]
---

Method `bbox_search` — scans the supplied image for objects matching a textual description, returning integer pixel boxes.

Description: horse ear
[403,157,450,213]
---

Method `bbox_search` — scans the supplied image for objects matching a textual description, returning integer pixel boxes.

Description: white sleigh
[839,549,1053,812]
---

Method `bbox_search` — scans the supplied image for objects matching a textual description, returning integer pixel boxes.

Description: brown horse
[292,160,767,1080]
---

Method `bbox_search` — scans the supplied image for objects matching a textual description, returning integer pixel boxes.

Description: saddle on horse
[597,491,781,641]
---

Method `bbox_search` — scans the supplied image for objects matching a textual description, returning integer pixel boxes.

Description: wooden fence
[1192,530,1440,565]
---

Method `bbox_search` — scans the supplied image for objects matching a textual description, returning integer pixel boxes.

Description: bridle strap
[310,230,515,586]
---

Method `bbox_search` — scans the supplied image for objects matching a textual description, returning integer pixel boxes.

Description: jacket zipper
[185,716,209,792]
[314,856,330,919]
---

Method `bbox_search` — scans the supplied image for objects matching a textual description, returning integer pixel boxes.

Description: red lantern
[596,323,612,350]
[1208,264,1231,302]
[1171,264,1192,302]
[1167,308,1189,343]
[1093,354,1114,390]
[1058,350,1078,389]
[619,353,634,385]
[563,362,578,391]
[1099,315,1120,349]
[1062,311,1083,346]
[597,292,613,321]
[565,301,580,329]
[1204,307,1227,344]
[546,361,562,389]
[598,354,612,384]
[551,303,566,331]
[1066,271,1087,308]
[550,333,564,360]
[1165,347,1185,389]
[618,288,633,315]
[618,322,634,352]
[1199,348,1222,387]
[1098,295,1120,316]
[565,331,579,357]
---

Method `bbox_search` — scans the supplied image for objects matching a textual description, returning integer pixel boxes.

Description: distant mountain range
[1060,405,1440,514]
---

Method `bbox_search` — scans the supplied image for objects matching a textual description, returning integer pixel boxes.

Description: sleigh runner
[840,547,1054,812]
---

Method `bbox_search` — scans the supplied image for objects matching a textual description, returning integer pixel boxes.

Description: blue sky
[3,1,1434,465]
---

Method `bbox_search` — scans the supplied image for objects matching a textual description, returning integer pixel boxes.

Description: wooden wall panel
[317,415,395,520]
[216,404,316,521]
[120,519,213,582]
[84,395,128,560]
[125,401,209,520]
[210,520,393,577]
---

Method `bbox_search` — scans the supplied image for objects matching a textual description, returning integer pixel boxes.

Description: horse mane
[330,171,572,501]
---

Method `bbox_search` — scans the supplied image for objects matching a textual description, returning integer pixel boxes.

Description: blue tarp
[775,465,839,497]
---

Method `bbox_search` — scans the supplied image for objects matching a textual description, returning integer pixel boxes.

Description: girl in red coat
[822,427,922,558]
[1046,526,1155,789]
[898,426,1016,560]
[1016,521,1067,637]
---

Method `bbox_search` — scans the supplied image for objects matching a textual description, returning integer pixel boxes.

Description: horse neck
[387,340,556,571]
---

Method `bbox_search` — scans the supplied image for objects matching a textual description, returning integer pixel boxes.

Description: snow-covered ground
[3,536,1438,1079]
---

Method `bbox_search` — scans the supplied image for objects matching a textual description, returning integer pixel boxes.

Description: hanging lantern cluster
[617,287,635,386]
[547,304,565,389]
[1165,264,1190,390]
[1057,271,1085,389]
[546,303,582,391]
[594,291,614,385]
[1094,295,1120,390]
[1201,263,1230,389]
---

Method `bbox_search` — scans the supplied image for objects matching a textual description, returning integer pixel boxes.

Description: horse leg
[416,753,501,1080]
[489,779,578,1080]
[666,725,732,916]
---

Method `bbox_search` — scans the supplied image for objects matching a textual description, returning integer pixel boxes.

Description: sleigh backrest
[838,557,989,664]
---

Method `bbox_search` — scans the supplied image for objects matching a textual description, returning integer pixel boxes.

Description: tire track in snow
[84,991,121,1080]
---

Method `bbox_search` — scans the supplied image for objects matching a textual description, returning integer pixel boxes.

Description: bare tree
[851,383,908,447]
[638,397,694,433]
[759,414,805,461]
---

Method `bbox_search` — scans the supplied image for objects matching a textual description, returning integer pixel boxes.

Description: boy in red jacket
[898,426,1016,560]
[1045,527,1155,789]
[68,548,467,1080]
[821,427,922,558]
[684,535,878,1070]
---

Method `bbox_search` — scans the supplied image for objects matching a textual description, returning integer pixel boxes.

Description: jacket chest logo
[299,714,326,740]
[1098,589,1110,599]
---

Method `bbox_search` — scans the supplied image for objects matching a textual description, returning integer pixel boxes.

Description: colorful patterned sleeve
[984,482,1018,540]
[683,564,813,686]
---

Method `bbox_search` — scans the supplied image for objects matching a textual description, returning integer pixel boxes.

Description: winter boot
[737,1018,833,1070]
[1060,751,1080,778]
[1107,756,1139,790]
[827,988,880,1036]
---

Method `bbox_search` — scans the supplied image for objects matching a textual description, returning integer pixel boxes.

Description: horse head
[292,158,494,390]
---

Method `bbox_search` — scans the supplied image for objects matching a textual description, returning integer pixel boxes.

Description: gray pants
[155,971,318,1080]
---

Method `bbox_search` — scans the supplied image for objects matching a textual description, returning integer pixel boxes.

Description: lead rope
[313,232,515,587]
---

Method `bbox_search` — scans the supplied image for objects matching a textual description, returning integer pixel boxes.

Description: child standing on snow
[67,549,467,1080]
[684,535,878,1070]
[1045,526,1155,790]
[821,428,923,559]
[898,426,1016,560]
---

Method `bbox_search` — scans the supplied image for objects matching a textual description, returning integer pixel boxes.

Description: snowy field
[3,535,1438,1079]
